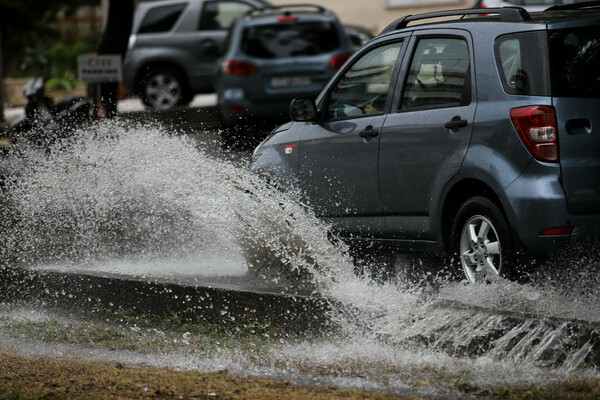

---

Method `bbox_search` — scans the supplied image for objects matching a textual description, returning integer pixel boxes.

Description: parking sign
[77,55,123,83]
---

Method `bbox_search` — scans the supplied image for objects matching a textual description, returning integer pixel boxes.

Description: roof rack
[245,4,327,18]
[545,0,600,10]
[380,7,531,34]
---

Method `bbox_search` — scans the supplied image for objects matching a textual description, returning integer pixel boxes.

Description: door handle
[445,116,468,131]
[200,38,219,56]
[359,125,379,138]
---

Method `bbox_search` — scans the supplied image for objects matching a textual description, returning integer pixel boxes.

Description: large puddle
[1,118,599,397]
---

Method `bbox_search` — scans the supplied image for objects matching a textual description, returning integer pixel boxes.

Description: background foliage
[0,0,94,79]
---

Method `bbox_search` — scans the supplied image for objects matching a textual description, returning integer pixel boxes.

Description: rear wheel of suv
[140,67,191,109]
[451,196,514,283]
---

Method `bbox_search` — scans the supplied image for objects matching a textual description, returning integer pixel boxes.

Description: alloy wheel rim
[145,73,181,109]
[459,215,502,283]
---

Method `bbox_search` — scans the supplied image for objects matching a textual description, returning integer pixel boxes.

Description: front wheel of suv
[450,196,514,283]
[140,67,191,109]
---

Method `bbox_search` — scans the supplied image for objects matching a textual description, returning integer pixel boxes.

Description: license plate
[270,76,311,88]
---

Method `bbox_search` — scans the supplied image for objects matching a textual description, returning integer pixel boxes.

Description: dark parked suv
[215,5,354,147]
[251,4,600,283]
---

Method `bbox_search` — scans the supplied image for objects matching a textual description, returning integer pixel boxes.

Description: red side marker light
[540,227,574,236]
[283,144,297,154]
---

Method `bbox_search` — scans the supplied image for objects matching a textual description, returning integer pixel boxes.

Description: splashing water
[0,119,349,279]
[1,118,599,394]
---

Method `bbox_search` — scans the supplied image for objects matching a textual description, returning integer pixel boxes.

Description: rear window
[494,31,550,96]
[139,3,186,33]
[549,26,600,99]
[241,21,340,58]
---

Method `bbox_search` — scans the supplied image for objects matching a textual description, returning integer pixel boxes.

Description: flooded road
[0,113,599,398]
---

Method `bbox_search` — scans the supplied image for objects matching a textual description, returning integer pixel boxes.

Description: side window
[494,32,549,96]
[139,3,186,34]
[326,42,403,119]
[199,1,254,31]
[400,37,470,111]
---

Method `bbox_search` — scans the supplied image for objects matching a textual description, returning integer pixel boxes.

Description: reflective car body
[251,6,600,282]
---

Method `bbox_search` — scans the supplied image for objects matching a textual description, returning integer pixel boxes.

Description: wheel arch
[440,178,508,254]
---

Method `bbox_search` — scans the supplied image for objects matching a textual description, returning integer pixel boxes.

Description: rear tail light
[221,60,258,76]
[229,105,245,114]
[277,16,299,22]
[510,105,559,162]
[329,52,353,71]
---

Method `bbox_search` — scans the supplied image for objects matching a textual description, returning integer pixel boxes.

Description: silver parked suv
[251,4,600,283]
[123,0,269,109]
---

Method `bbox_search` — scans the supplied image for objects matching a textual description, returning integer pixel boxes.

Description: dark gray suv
[251,5,600,283]
[215,5,354,147]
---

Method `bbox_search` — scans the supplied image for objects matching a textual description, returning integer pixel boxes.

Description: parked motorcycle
[2,76,91,152]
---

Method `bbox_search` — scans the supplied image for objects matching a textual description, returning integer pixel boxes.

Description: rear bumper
[218,98,294,126]
[217,80,323,126]
[503,163,600,256]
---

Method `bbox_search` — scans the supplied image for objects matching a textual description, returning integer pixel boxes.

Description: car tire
[139,67,190,109]
[450,196,515,283]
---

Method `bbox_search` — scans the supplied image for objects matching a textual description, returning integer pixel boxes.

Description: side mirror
[290,98,318,122]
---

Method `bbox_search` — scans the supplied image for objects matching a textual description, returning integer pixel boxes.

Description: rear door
[175,0,257,79]
[549,23,600,214]
[379,32,476,236]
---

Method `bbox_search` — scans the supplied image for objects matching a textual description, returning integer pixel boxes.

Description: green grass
[0,390,38,400]
[1,305,599,399]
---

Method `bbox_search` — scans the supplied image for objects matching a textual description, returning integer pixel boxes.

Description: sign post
[77,54,123,119]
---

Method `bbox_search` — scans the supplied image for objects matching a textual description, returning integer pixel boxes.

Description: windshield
[241,21,340,58]
[549,25,600,98]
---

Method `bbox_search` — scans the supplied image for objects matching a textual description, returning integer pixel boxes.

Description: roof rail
[245,4,327,18]
[380,7,531,34]
[545,0,600,10]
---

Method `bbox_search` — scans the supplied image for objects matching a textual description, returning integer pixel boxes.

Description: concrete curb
[0,266,334,333]
[2,265,600,368]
